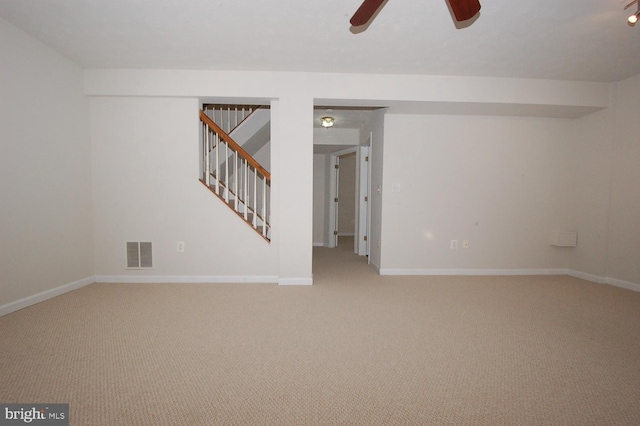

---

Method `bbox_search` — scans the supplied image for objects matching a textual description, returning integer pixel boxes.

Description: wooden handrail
[200,110,271,180]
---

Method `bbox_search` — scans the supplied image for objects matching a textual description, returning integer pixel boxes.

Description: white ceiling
[1,0,639,83]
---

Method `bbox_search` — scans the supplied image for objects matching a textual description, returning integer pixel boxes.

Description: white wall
[0,17,93,310]
[379,114,576,273]
[563,74,640,288]
[83,69,615,284]
[91,97,278,281]
[607,74,640,285]
[565,108,615,279]
[2,20,637,313]
[273,96,314,285]
[314,128,360,146]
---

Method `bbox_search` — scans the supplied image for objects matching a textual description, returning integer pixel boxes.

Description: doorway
[331,150,357,249]
[325,145,370,256]
[312,106,379,257]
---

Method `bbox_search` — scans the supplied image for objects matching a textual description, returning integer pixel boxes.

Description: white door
[357,145,370,256]
[332,156,340,247]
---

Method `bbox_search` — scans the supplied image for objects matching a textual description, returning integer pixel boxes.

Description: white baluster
[243,159,248,220]
[215,133,220,195]
[253,170,257,228]
[205,126,210,186]
[234,151,238,210]
[234,106,238,129]
[262,177,267,236]
[224,142,229,202]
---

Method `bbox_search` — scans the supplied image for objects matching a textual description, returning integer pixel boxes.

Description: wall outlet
[450,240,458,250]
[177,242,185,252]
[463,240,469,249]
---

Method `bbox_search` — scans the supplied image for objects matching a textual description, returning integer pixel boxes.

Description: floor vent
[126,242,153,268]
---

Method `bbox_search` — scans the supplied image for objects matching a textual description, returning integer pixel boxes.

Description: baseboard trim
[565,270,606,284]
[377,268,640,293]
[94,275,315,286]
[278,277,313,286]
[379,268,567,276]
[2,269,636,318]
[94,275,279,284]
[0,276,95,317]
[603,277,640,293]
[566,270,640,293]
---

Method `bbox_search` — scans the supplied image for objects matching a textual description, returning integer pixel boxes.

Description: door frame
[356,143,371,256]
[327,145,370,254]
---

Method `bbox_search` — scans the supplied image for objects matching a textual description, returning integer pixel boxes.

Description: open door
[356,144,370,256]
[332,155,340,248]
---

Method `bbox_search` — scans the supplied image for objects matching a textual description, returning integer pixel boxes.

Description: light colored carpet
[1,240,640,425]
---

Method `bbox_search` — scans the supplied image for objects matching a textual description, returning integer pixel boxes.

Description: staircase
[200,105,271,241]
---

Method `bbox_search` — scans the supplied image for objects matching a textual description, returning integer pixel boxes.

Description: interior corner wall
[565,107,615,279]
[379,114,575,273]
[90,96,277,280]
[607,73,640,285]
[0,17,93,307]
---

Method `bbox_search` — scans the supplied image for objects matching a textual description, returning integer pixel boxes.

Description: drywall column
[273,96,314,285]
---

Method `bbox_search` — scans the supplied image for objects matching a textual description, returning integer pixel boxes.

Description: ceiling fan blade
[624,0,638,10]
[448,0,481,22]
[350,0,386,26]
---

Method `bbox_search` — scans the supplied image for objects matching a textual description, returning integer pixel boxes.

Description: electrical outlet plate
[463,240,469,249]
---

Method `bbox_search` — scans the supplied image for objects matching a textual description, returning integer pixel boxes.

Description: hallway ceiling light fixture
[321,116,335,128]
[625,0,639,25]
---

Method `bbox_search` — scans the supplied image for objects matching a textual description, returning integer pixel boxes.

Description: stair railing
[200,110,271,241]
[202,104,256,135]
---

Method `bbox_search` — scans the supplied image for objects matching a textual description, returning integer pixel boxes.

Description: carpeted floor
[1,239,640,425]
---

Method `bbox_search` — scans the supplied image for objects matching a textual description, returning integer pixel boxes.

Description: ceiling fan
[350,0,481,27]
